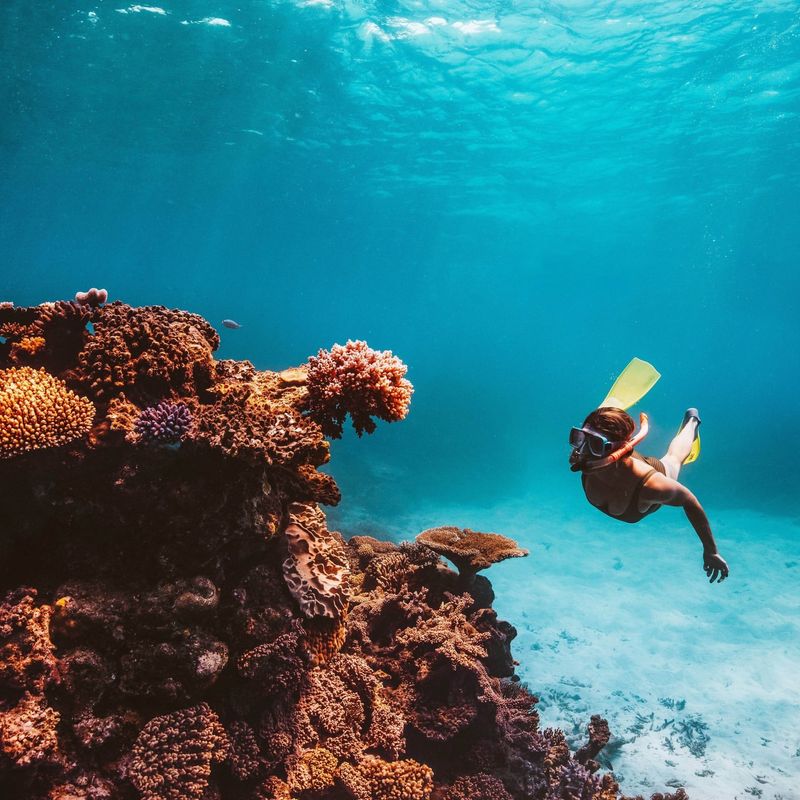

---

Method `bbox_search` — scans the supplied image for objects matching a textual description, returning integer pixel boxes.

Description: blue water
[3,2,800,796]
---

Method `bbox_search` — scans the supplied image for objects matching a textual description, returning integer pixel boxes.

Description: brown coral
[0,691,60,768]
[282,502,351,619]
[305,340,413,437]
[442,774,513,800]
[416,527,528,582]
[78,302,219,400]
[0,367,95,458]
[287,746,339,792]
[339,755,433,800]
[128,702,230,800]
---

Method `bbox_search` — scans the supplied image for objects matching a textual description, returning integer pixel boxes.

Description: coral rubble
[0,298,686,799]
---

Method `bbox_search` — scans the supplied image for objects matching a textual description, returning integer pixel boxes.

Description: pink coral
[305,340,413,437]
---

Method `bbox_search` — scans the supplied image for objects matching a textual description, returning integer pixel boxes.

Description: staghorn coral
[305,339,413,437]
[282,502,352,619]
[416,526,528,582]
[339,755,434,800]
[134,400,194,444]
[0,367,95,458]
[128,702,229,800]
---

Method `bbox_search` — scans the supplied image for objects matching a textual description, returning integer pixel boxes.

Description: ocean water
[2,1,799,797]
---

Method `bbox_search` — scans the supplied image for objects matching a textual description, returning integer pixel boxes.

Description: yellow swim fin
[599,358,661,410]
[679,409,701,464]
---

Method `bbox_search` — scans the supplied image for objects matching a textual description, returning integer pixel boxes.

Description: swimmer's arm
[639,474,720,557]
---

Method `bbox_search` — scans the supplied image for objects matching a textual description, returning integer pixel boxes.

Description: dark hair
[582,407,635,447]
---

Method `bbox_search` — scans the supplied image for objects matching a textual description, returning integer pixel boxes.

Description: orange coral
[287,746,339,792]
[0,691,60,768]
[339,755,433,800]
[0,367,95,458]
[305,614,348,667]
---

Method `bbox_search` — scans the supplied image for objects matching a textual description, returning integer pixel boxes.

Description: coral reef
[0,297,686,800]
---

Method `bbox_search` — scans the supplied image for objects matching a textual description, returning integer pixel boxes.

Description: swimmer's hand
[703,551,729,583]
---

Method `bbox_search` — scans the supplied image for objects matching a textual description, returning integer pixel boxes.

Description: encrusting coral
[0,296,689,800]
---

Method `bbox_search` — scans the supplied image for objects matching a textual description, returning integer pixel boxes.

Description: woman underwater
[569,406,730,583]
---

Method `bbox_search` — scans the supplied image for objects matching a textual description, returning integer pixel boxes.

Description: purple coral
[134,401,193,445]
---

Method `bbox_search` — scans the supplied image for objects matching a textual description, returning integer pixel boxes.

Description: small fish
[222,319,242,330]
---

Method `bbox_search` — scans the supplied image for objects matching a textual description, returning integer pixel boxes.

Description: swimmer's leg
[661,409,701,480]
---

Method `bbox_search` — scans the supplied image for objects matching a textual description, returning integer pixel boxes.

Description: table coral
[0,367,95,458]
[416,526,528,582]
[128,702,229,800]
[305,339,413,437]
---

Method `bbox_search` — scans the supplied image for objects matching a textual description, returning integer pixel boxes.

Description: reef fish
[222,319,242,329]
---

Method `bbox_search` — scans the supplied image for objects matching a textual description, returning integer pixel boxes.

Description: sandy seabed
[333,493,800,800]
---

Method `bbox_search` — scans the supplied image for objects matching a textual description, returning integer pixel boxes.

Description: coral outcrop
[0,297,687,800]
[306,339,413,437]
[0,367,95,458]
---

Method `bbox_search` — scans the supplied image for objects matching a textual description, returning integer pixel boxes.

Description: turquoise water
[3,1,800,796]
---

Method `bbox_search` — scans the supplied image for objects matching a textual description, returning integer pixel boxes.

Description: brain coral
[128,702,229,800]
[305,339,413,437]
[0,367,95,458]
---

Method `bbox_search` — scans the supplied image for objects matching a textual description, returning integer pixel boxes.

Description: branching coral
[128,702,230,800]
[305,339,413,437]
[134,400,193,444]
[0,367,95,458]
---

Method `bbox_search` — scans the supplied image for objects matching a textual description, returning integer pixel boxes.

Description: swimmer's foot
[682,408,701,435]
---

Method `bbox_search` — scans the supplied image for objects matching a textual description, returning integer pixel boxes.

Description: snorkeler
[569,360,729,584]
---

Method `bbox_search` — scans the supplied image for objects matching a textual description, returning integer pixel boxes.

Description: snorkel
[570,412,650,472]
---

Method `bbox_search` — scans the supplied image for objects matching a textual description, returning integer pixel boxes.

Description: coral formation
[134,400,193,444]
[306,339,413,437]
[0,297,687,800]
[416,526,528,582]
[0,367,95,458]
